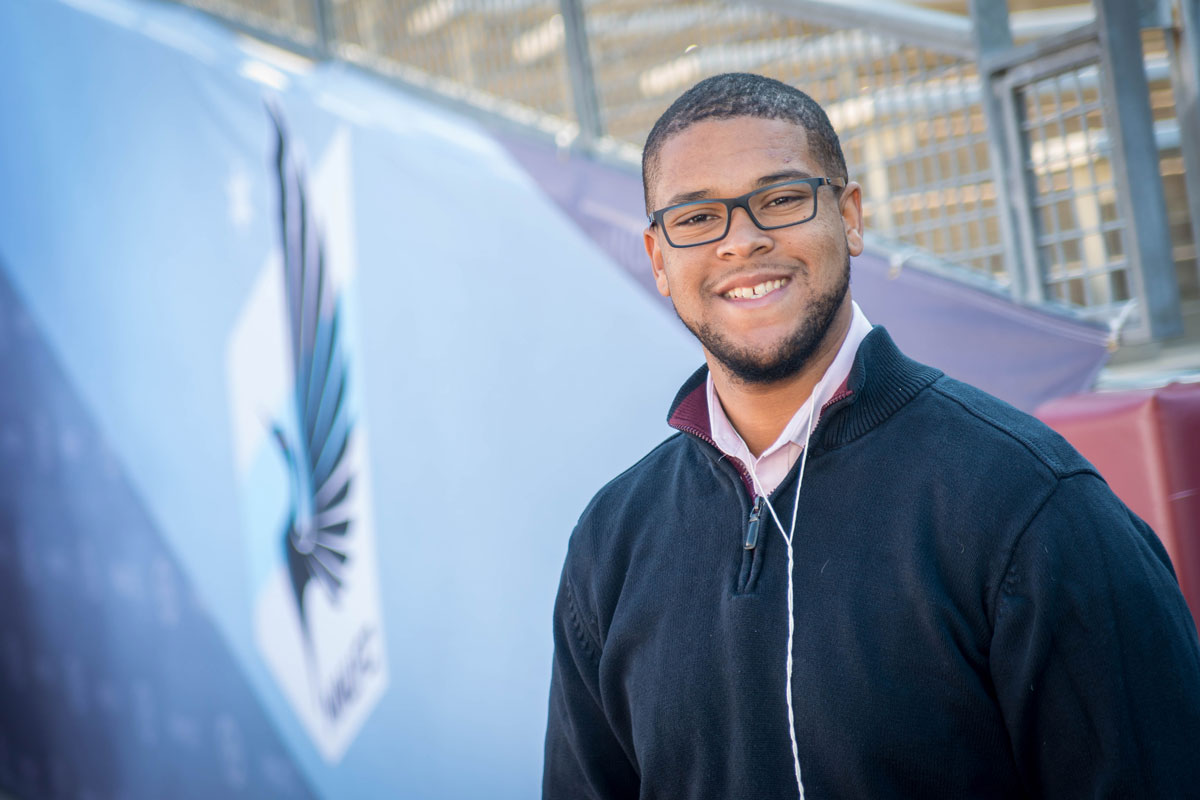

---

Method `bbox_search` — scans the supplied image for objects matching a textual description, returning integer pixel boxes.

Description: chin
[720,349,820,385]
[697,305,847,385]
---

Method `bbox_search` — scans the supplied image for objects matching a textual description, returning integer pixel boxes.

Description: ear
[644,226,671,297]
[839,180,865,257]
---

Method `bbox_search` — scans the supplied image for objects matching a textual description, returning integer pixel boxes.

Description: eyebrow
[662,169,817,207]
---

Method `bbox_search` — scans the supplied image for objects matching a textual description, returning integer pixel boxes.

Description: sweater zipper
[744,496,765,550]
[738,390,851,553]
[679,388,854,592]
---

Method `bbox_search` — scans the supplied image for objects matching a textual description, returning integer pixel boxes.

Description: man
[543,73,1200,799]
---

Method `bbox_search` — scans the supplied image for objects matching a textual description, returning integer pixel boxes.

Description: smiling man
[543,73,1200,799]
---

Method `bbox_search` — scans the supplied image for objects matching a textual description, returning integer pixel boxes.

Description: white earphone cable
[745,397,817,800]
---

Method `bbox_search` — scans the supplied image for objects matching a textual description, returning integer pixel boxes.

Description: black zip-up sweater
[544,327,1200,799]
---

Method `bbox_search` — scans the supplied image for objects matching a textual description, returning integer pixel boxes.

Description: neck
[708,301,853,458]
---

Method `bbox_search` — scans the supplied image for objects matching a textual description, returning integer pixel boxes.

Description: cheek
[657,255,699,298]
[776,225,837,265]
[807,220,849,257]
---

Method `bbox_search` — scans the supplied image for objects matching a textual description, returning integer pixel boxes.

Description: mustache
[703,263,809,294]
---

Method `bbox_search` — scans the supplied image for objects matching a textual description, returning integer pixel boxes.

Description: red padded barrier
[1037,383,1200,632]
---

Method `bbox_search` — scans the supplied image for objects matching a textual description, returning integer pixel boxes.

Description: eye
[677,212,719,227]
[762,189,811,207]
[666,205,724,228]
[753,184,816,219]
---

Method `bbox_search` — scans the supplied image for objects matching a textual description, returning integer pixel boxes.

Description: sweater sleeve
[543,550,639,800]
[990,472,1200,797]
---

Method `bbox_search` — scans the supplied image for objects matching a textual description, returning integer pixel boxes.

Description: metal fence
[977,3,1196,342]
[333,0,576,132]
[1012,40,1191,320]
[169,0,1200,345]
[182,0,321,46]
[583,2,1009,279]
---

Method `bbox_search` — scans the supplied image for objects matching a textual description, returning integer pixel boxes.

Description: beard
[681,253,850,385]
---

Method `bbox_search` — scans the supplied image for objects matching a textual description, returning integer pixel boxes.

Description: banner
[0,0,696,796]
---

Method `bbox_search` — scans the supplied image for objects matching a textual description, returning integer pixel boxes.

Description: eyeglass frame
[647,176,848,248]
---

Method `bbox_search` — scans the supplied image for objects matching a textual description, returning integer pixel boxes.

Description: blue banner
[0,0,697,797]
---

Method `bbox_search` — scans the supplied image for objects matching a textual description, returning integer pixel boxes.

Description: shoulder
[836,345,1111,542]
[838,326,1095,483]
[920,374,1096,480]
[563,429,725,584]
[572,431,695,544]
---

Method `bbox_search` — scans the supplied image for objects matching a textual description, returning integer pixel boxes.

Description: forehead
[651,116,816,206]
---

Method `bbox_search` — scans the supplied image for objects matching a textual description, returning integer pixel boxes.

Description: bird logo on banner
[266,105,354,668]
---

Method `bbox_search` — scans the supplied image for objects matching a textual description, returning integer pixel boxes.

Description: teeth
[725,278,787,299]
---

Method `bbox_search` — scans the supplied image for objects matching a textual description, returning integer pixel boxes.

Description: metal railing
[169,0,1200,345]
[334,0,576,127]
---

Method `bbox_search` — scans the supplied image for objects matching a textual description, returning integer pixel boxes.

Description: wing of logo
[229,107,388,760]
[267,106,353,671]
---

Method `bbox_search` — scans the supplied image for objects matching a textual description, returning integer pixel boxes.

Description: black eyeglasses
[648,177,846,248]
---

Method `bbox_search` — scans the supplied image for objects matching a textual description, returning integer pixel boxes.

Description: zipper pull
[744,496,765,550]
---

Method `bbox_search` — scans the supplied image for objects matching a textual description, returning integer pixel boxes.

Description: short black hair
[641,72,848,213]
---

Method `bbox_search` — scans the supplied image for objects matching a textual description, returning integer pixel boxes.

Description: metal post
[1094,0,1184,339]
[311,0,335,58]
[997,75,1046,304]
[1138,0,1174,28]
[559,0,604,148]
[1168,0,1200,297]
[969,0,1037,301]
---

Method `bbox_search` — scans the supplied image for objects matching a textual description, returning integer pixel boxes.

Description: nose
[716,206,773,259]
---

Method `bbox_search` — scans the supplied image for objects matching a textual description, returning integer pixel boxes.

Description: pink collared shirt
[707,301,873,497]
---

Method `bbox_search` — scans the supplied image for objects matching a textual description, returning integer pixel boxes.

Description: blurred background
[0,0,1198,797]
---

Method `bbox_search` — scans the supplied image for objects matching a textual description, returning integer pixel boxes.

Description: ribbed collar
[668,325,942,451]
